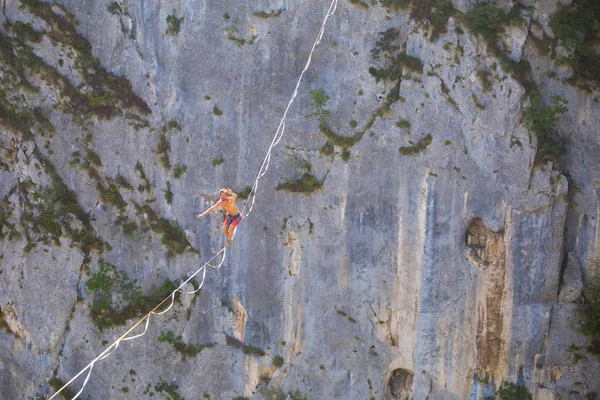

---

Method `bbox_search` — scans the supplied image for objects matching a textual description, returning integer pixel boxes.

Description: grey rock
[558,252,584,302]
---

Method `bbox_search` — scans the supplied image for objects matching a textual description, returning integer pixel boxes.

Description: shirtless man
[197,188,241,247]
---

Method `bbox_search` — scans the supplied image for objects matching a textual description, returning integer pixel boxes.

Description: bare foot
[226,239,232,248]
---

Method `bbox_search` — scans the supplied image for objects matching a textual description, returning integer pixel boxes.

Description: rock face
[558,252,583,302]
[0,0,599,399]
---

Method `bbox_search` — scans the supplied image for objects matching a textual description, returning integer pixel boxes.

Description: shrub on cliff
[582,260,600,354]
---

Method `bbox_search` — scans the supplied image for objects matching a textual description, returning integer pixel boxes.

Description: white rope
[241,0,338,218]
[47,0,338,398]
[47,248,227,400]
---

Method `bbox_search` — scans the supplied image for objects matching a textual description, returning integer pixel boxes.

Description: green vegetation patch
[464,2,529,55]
[17,157,105,254]
[155,378,184,400]
[163,181,174,205]
[156,135,171,170]
[378,0,456,41]
[152,218,194,257]
[348,0,369,10]
[96,181,127,210]
[211,156,224,166]
[581,261,600,354]
[157,331,216,359]
[276,173,325,194]
[8,20,45,43]
[114,215,137,235]
[488,382,532,400]
[523,90,568,165]
[396,119,411,130]
[134,161,151,192]
[16,0,150,118]
[49,377,77,400]
[235,185,253,200]
[273,355,284,367]
[107,2,122,15]
[173,164,187,179]
[86,259,179,329]
[399,134,433,155]
[550,0,600,90]
[134,201,196,257]
[225,334,266,356]
[166,15,184,36]
[369,50,423,83]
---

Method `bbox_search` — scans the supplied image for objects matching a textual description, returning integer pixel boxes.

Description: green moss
[500,57,533,91]
[15,1,150,117]
[340,148,351,162]
[166,15,184,36]
[85,149,102,167]
[320,121,364,148]
[276,173,324,193]
[163,181,174,205]
[396,119,411,130]
[155,378,183,400]
[157,331,216,359]
[166,119,182,131]
[211,156,224,166]
[550,0,600,89]
[235,185,253,200]
[523,90,568,164]
[252,8,284,18]
[489,382,532,400]
[49,377,77,400]
[399,134,432,155]
[581,262,600,352]
[126,112,150,130]
[320,141,334,156]
[472,94,486,110]
[107,2,122,15]
[212,105,223,116]
[349,119,358,128]
[134,161,151,192]
[378,0,455,41]
[134,207,196,257]
[225,334,266,356]
[348,0,369,9]
[477,70,493,92]
[273,356,284,367]
[156,135,171,170]
[115,175,133,191]
[19,157,105,255]
[9,21,45,43]
[114,215,138,235]
[88,265,179,330]
[96,181,127,210]
[173,164,187,179]
[335,308,357,323]
[369,51,423,83]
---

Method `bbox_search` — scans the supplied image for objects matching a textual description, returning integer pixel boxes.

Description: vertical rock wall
[0,0,599,399]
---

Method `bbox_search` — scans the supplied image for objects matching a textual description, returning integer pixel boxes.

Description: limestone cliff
[0,0,599,399]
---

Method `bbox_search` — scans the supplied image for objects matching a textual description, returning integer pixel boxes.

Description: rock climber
[197,188,241,247]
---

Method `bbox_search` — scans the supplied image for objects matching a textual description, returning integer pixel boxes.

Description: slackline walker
[47,1,339,399]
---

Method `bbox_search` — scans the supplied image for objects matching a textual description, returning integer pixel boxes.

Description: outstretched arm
[197,201,221,219]
[227,187,238,200]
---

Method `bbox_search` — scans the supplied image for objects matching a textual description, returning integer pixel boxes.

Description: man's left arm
[227,187,238,200]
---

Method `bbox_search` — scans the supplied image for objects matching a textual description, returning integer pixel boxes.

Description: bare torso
[218,197,240,215]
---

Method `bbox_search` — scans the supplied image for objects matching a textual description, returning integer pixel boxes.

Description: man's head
[219,188,228,200]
